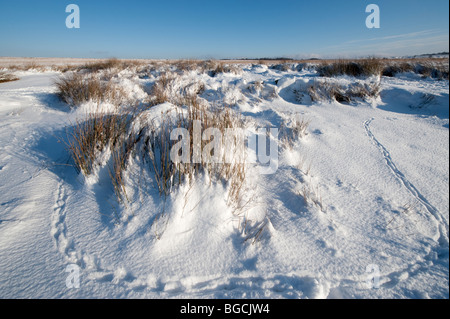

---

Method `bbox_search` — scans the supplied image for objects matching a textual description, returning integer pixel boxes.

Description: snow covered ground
[0,62,448,299]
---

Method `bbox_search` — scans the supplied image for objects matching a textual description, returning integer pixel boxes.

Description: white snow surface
[0,65,448,299]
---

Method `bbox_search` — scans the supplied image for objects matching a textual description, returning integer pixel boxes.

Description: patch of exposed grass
[0,72,19,83]
[147,72,177,106]
[6,62,45,72]
[299,184,325,212]
[382,59,448,79]
[78,58,122,72]
[317,58,384,78]
[66,74,247,209]
[66,113,130,176]
[280,117,310,148]
[201,60,242,77]
[55,72,129,107]
[308,80,380,103]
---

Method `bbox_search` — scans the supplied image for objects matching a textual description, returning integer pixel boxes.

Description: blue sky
[0,0,448,59]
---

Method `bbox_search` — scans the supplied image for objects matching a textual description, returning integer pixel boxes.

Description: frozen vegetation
[0,58,448,298]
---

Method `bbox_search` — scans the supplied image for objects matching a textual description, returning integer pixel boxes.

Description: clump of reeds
[0,72,19,83]
[317,58,384,77]
[55,72,128,107]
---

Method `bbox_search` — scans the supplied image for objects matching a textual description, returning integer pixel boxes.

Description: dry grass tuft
[308,80,380,103]
[55,72,129,107]
[381,58,448,79]
[78,58,122,73]
[6,62,45,72]
[415,60,449,79]
[66,113,130,175]
[280,117,310,148]
[66,84,247,209]
[299,184,325,212]
[317,58,384,77]
[173,60,201,73]
[142,98,246,200]
[200,60,242,77]
[0,72,19,83]
[147,72,177,106]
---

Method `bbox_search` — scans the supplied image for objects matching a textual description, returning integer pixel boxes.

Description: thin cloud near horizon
[310,29,449,59]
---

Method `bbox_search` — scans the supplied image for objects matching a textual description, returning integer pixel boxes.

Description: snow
[0,63,448,299]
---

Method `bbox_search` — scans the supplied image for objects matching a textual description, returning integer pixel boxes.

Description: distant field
[1,56,448,69]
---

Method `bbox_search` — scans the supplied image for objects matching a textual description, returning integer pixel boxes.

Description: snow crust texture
[0,63,448,298]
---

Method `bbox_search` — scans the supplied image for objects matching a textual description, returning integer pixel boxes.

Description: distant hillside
[412,52,449,58]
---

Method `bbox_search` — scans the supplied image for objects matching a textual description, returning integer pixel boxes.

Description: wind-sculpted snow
[0,64,448,298]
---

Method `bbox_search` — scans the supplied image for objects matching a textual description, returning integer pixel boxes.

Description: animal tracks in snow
[364,118,448,245]
[49,177,330,298]
[51,180,77,263]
